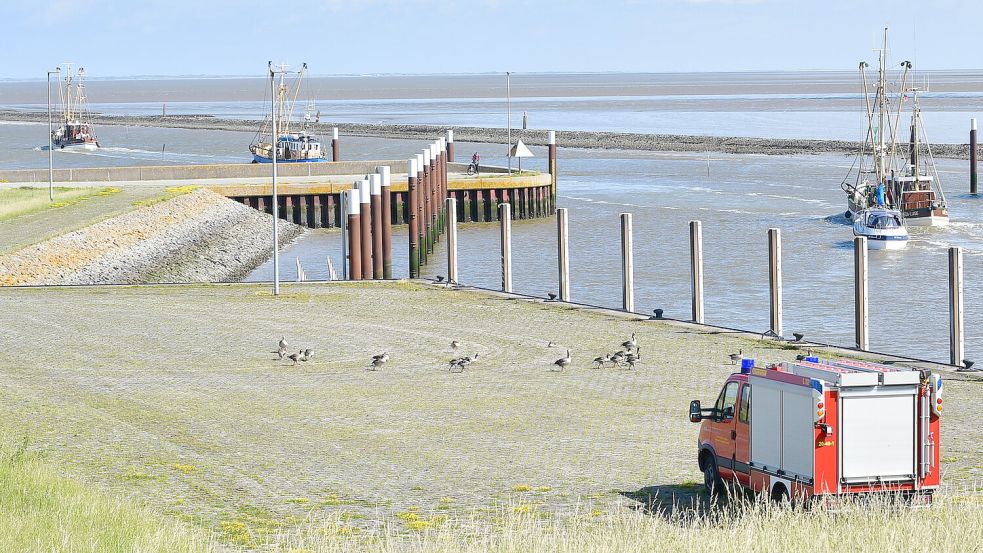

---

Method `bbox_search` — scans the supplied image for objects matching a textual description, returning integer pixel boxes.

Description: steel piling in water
[422,149,432,258]
[370,174,384,279]
[446,197,458,284]
[408,158,420,278]
[768,227,783,338]
[689,220,704,324]
[500,203,513,293]
[949,247,964,366]
[621,212,634,312]
[971,119,978,194]
[548,131,557,213]
[854,236,869,350]
[357,179,372,279]
[557,207,570,302]
[346,189,362,280]
[378,166,393,279]
[415,153,425,269]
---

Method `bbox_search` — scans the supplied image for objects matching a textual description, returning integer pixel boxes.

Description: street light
[47,66,60,202]
[269,61,282,296]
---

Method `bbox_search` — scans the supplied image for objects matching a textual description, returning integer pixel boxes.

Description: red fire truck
[689,357,942,503]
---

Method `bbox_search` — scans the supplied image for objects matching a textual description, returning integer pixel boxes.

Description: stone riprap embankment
[0,109,973,158]
[0,189,302,286]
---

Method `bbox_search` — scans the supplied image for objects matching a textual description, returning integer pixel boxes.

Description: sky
[2,0,981,79]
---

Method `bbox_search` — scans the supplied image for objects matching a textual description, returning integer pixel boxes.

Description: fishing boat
[840,28,949,227]
[249,63,326,163]
[51,66,99,150]
[853,185,909,250]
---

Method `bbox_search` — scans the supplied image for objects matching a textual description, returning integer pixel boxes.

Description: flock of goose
[588,332,641,370]
[272,337,313,365]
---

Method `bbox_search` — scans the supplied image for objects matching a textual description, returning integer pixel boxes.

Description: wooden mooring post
[854,236,869,350]
[557,207,570,302]
[331,127,340,162]
[415,153,425,270]
[370,173,383,279]
[500,203,513,293]
[768,228,783,338]
[446,129,455,163]
[548,131,557,212]
[621,212,634,312]
[446,197,458,284]
[689,220,704,324]
[949,246,964,366]
[357,179,372,279]
[971,119,978,195]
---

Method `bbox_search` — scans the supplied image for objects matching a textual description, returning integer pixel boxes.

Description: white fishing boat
[840,28,949,227]
[51,65,100,150]
[853,185,909,250]
[249,63,326,163]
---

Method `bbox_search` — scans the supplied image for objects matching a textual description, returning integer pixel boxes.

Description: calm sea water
[1,72,980,363]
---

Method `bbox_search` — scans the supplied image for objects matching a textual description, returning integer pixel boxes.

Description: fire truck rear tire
[703,456,725,497]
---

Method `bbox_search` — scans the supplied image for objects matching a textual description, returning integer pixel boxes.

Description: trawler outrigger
[249,63,326,163]
[51,65,100,150]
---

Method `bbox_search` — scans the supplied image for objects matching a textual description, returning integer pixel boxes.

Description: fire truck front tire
[703,456,725,497]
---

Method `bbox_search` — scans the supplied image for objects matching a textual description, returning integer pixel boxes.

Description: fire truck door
[711,381,740,478]
[733,383,751,485]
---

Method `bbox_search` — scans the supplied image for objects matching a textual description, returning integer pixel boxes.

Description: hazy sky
[2,0,980,79]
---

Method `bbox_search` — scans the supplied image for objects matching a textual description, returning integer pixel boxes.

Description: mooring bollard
[689,220,704,324]
[621,213,634,312]
[971,119,978,194]
[854,236,869,350]
[557,207,570,302]
[949,247,964,366]
[370,174,383,280]
[347,188,362,280]
[331,127,340,162]
[377,166,393,279]
[446,129,455,163]
[768,228,783,338]
[408,158,420,278]
[548,131,557,213]
[446,197,458,284]
[357,179,372,279]
[500,203,513,292]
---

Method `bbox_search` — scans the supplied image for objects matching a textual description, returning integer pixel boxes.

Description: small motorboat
[853,206,909,250]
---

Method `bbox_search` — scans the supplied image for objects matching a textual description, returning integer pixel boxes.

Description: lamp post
[47,67,60,202]
[269,61,283,296]
[506,71,511,176]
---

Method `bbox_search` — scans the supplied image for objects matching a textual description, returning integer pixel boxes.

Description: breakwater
[1,109,975,158]
[0,189,302,285]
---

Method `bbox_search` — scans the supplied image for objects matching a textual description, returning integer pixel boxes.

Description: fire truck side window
[714,382,739,416]
[739,384,750,423]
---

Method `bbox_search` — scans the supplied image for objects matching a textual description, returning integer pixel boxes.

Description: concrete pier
[949,247,964,366]
[446,197,458,284]
[768,228,783,338]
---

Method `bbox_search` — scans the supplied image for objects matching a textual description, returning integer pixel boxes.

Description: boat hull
[858,234,909,250]
[252,154,326,164]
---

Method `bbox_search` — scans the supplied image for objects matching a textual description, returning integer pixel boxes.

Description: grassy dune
[0,186,119,221]
[0,438,209,552]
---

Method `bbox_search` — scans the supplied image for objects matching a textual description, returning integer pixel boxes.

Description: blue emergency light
[805,356,819,363]
[740,358,754,373]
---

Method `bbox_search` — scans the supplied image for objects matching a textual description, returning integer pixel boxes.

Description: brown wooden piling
[378,166,393,279]
[370,174,384,279]
[331,128,340,162]
[971,119,978,194]
[347,191,362,280]
[408,158,420,278]
[357,179,372,278]
[416,154,425,268]
[548,131,557,213]
[446,129,455,162]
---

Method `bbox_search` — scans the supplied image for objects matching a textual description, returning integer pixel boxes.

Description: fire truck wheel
[770,483,790,504]
[703,456,725,497]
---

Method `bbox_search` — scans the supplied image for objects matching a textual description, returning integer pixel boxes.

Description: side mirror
[689,400,702,422]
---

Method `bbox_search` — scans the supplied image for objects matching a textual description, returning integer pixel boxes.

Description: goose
[278,337,288,350]
[621,333,637,351]
[547,341,556,348]
[625,348,641,370]
[728,349,743,365]
[449,359,466,373]
[300,348,313,362]
[271,345,288,360]
[450,340,461,350]
[592,354,610,369]
[547,292,557,301]
[552,349,571,371]
[287,351,302,365]
[368,353,389,370]
[610,350,627,366]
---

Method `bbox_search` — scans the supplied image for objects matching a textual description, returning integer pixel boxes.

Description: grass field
[0,282,979,551]
[0,186,119,221]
